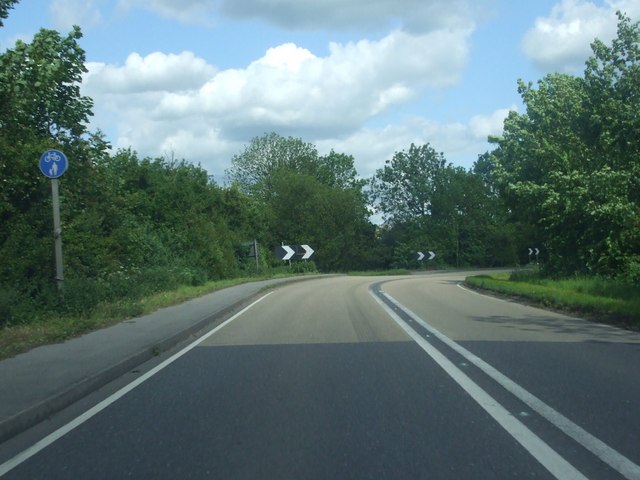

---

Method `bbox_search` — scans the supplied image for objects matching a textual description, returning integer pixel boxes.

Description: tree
[0,25,95,228]
[316,150,363,191]
[0,0,18,27]
[227,133,376,271]
[0,22,99,318]
[371,143,515,268]
[226,132,319,196]
[0,26,93,141]
[490,13,640,278]
[370,143,448,224]
[265,169,376,271]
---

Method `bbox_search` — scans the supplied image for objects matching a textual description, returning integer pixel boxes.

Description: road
[1,272,639,479]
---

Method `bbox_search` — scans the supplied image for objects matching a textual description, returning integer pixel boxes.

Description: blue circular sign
[39,149,68,179]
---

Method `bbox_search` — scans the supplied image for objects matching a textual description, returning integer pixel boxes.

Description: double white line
[370,285,640,480]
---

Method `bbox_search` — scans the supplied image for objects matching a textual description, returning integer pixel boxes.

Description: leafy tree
[316,150,363,191]
[226,132,319,196]
[0,26,93,141]
[228,132,376,271]
[0,24,95,228]
[490,13,640,279]
[0,21,100,320]
[370,143,447,224]
[0,0,18,27]
[371,143,515,268]
[265,169,376,271]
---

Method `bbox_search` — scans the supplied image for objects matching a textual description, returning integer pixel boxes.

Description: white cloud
[469,106,515,140]
[318,107,515,179]
[83,27,472,177]
[118,0,484,32]
[522,0,639,73]
[84,51,217,94]
[50,0,104,31]
[159,29,468,136]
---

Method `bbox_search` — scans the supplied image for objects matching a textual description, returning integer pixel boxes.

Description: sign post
[39,149,68,293]
[251,239,259,273]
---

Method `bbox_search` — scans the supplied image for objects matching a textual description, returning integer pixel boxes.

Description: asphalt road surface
[2,272,639,479]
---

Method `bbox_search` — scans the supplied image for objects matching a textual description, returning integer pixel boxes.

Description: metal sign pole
[39,149,68,295]
[51,178,64,292]
[254,239,259,273]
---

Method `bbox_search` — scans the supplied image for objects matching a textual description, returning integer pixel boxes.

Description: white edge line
[369,289,588,480]
[380,289,640,480]
[0,292,274,477]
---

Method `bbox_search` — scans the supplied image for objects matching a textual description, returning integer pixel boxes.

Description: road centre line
[372,285,640,480]
[456,282,640,479]
[370,286,589,480]
[0,292,274,478]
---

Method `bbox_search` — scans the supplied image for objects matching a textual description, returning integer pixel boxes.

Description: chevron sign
[275,244,315,261]
[415,251,436,261]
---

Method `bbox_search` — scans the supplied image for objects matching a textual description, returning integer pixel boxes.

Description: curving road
[2,272,639,479]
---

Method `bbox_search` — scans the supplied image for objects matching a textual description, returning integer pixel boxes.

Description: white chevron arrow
[427,251,436,260]
[417,252,425,261]
[301,244,314,260]
[281,245,295,260]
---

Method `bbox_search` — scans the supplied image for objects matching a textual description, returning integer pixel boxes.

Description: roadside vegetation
[1,1,639,355]
[0,270,318,360]
[465,271,640,330]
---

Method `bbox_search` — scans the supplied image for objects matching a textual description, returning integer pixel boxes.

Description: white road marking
[375,288,640,480]
[0,292,273,477]
[371,289,591,480]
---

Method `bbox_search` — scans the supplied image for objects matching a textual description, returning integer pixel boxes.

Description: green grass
[0,273,311,360]
[465,271,640,329]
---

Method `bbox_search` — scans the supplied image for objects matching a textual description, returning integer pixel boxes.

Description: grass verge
[0,273,308,360]
[465,272,640,330]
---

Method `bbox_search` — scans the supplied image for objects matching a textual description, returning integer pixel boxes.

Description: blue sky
[2,0,638,181]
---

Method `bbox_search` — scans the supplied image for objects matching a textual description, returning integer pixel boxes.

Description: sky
[1,0,639,182]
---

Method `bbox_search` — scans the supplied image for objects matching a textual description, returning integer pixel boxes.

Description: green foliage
[288,260,318,274]
[372,143,516,269]
[488,13,640,280]
[226,132,319,196]
[0,0,18,28]
[5,2,639,345]
[0,26,93,140]
[228,133,378,272]
[371,143,446,222]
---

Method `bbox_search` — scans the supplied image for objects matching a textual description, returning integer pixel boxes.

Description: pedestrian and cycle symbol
[39,149,68,179]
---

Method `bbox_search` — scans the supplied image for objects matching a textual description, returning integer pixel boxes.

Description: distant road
[2,272,640,479]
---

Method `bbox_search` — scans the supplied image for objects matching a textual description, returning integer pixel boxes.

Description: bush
[622,256,640,286]
[0,287,15,327]
[289,260,318,274]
